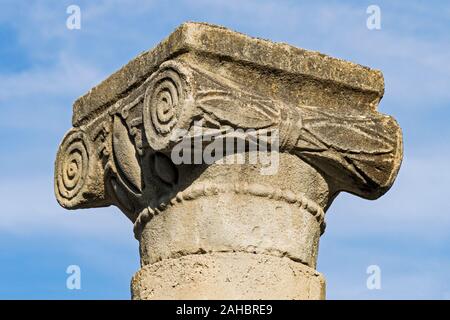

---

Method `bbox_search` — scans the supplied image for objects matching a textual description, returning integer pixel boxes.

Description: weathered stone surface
[54,22,403,300]
[131,252,326,300]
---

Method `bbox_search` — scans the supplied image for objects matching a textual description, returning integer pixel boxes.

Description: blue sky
[0,0,449,299]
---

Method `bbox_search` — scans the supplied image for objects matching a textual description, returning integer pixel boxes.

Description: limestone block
[131,252,326,300]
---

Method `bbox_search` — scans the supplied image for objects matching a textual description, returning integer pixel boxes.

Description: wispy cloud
[325,150,450,240]
[0,54,102,101]
[0,177,134,241]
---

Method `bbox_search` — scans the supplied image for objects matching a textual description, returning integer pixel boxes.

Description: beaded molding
[133,182,326,238]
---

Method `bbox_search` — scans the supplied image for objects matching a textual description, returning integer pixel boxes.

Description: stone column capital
[54,22,403,299]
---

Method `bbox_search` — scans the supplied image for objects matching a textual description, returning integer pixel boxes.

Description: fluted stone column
[54,22,402,299]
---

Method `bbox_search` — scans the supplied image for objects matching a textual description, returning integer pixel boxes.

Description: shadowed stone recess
[54,22,403,300]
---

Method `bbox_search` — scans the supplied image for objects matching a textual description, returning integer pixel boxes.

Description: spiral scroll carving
[143,62,192,151]
[55,129,90,207]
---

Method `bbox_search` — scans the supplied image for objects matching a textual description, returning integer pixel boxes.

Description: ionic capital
[55,22,403,299]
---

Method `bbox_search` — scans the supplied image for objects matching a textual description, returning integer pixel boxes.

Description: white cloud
[0,53,102,101]
[3,0,449,110]
[320,146,450,299]
[0,176,134,242]
[324,149,450,241]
